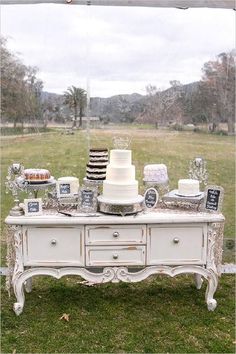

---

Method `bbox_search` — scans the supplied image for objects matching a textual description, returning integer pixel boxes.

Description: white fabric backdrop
[1,0,235,8]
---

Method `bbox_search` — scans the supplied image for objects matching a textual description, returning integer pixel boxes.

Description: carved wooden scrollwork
[6,225,23,296]
[207,222,224,276]
[12,264,219,314]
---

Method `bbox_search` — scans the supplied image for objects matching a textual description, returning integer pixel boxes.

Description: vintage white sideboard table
[5,210,224,315]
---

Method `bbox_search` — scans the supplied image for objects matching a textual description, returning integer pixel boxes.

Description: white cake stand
[97,195,144,216]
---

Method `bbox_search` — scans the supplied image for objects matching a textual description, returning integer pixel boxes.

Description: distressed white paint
[147,224,207,265]
[23,226,84,266]
[5,211,225,226]
[86,245,146,266]
[5,212,224,315]
[86,224,146,245]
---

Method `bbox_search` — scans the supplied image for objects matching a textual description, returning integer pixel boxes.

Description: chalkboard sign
[24,198,43,216]
[202,185,224,213]
[78,186,98,213]
[59,183,71,195]
[144,188,159,209]
[28,201,40,213]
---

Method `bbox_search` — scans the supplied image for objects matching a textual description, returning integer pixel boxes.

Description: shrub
[171,123,183,131]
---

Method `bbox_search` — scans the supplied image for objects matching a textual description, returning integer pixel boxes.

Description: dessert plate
[17,176,56,186]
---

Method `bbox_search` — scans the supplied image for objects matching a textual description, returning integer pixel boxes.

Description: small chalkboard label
[24,198,43,216]
[81,189,94,208]
[202,185,224,213]
[144,188,159,209]
[28,201,39,213]
[60,183,71,195]
[78,186,98,213]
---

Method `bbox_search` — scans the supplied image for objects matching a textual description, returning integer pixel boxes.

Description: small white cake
[57,176,79,196]
[178,179,200,196]
[143,164,168,183]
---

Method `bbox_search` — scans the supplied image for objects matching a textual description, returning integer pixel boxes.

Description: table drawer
[86,225,146,245]
[147,225,207,265]
[86,245,146,266]
[23,227,84,266]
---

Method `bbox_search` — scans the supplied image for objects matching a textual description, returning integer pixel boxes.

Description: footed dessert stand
[5,210,224,315]
[98,195,144,215]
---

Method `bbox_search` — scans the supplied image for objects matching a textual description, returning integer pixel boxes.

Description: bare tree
[201,50,235,133]
[1,37,44,128]
[142,82,183,127]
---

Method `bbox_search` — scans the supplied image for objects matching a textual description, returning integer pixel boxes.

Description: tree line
[1,37,87,129]
[141,50,235,133]
[1,36,235,133]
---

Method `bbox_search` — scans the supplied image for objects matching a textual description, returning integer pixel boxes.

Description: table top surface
[5,209,225,225]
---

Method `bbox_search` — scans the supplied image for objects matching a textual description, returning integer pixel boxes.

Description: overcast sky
[1,4,235,97]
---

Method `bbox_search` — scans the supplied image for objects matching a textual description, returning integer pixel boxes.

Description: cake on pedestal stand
[98,149,144,215]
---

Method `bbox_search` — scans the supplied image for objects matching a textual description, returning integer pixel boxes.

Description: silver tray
[163,189,204,203]
[98,195,144,216]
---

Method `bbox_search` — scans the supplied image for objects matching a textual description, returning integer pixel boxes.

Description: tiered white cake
[102,149,139,202]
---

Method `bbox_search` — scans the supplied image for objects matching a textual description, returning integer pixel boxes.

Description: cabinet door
[23,227,84,266]
[147,224,207,265]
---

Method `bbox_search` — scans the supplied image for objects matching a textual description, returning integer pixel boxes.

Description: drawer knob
[173,238,180,244]
[113,231,120,238]
[113,254,119,260]
[51,239,57,246]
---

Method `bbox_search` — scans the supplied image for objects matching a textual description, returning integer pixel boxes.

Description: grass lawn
[1,129,235,353]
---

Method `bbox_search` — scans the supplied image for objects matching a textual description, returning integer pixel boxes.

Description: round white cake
[102,149,139,201]
[178,179,200,196]
[143,164,168,183]
[57,176,79,196]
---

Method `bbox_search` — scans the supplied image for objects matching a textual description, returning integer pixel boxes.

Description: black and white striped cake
[86,148,109,180]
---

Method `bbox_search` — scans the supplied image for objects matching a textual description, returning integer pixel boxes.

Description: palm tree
[64,86,87,128]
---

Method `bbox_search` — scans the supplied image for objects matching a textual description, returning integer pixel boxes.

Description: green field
[1,129,235,353]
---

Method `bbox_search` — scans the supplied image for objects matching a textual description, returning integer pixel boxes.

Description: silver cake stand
[17,177,56,198]
[83,178,103,194]
[98,195,144,216]
[83,177,103,186]
[162,189,204,210]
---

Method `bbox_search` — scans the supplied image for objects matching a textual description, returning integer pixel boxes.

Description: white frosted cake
[178,179,200,196]
[57,176,79,196]
[102,149,139,201]
[143,164,168,183]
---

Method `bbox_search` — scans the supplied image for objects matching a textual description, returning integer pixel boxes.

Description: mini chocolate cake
[86,148,109,180]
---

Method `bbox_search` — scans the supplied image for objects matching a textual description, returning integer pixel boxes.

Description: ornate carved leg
[13,275,25,315]
[24,278,32,293]
[205,272,218,311]
[194,273,203,289]
[10,225,25,315]
[205,222,224,311]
